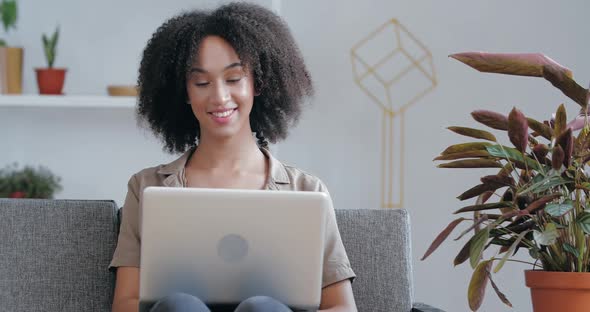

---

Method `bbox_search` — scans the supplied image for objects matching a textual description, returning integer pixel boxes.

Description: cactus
[42,27,59,68]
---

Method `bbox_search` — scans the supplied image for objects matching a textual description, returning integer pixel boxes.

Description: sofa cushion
[0,199,118,312]
[336,209,414,312]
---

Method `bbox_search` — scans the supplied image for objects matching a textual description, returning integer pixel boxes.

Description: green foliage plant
[0,163,62,199]
[421,52,590,311]
[0,0,17,46]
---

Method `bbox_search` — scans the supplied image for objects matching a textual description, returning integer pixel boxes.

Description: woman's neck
[188,131,264,171]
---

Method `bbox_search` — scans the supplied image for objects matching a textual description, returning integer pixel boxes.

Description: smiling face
[186,35,256,142]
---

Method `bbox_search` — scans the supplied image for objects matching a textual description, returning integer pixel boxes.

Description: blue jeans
[149,293,293,312]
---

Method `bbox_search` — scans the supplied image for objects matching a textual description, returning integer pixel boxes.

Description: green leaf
[468,260,492,311]
[577,182,590,192]
[494,230,530,273]
[533,223,558,246]
[470,228,490,268]
[545,200,573,217]
[454,216,489,241]
[42,27,59,68]
[554,104,567,138]
[442,142,493,155]
[576,213,590,235]
[455,202,512,214]
[527,117,553,140]
[434,150,490,161]
[438,159,502,169]
[51,27,59,46]
[519,175,569,195]
[447,126,497,142]
[421,218,467,260]
[529,248,540,259]
[0,0,17,32]
[485,145,541,171]
[563,242,580,258]
[0,38,5,46]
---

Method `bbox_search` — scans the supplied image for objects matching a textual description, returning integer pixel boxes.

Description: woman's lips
[208,108,237,124]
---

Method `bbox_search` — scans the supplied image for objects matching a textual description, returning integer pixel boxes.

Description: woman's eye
[195,82,209,87]
[227,77,242,83]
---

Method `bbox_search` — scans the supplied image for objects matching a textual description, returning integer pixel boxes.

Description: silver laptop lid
[139,187,329,310]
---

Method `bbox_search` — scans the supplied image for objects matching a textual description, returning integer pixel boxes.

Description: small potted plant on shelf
[0,163,62,199]
[0,0,23,94]
[35,26,66,95]
[421,52,590,312]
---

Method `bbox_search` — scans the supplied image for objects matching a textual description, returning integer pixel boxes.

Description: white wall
[2,1,590,311]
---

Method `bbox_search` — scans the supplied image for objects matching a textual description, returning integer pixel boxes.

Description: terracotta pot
[9,191,26,198]
[0,47,24,94]
[35,68,67,95]
[525,270,590,312]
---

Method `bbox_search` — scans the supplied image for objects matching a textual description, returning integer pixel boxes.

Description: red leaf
[488,271,513,307]
[450,52,589,107]
[532,144,549,160]
[471,110,508,131]
[556,128,573,167]
[421,218,467,260]
[524,193,562,214]
[508,107,529,153]
[454,238,472,266]
[449,52,568,77]
[480,191,494,204]
[480,175,514,188]
[457,184,498,201]
[552,145,565,170]
[468,260,493,311]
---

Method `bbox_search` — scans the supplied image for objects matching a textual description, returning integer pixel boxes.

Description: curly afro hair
[137,2,314,154]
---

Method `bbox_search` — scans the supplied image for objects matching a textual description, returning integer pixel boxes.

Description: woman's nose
[211,82,230,105]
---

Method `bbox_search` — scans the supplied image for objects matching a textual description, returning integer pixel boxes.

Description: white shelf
[0,95,136,108]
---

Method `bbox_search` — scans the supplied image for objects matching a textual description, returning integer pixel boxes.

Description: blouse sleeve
[109,174,141,269]
[317,181,356,288]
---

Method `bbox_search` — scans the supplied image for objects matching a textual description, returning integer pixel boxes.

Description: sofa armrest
[412,302,445,312]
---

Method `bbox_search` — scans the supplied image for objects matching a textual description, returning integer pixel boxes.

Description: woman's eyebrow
[190,62,243,74]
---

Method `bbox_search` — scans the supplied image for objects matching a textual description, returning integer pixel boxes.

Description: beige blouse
[109,147,356,288]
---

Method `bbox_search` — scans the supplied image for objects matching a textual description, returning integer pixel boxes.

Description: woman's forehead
[192,36,243,71]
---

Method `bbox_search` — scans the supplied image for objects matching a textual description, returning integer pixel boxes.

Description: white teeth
[212,110,233,118]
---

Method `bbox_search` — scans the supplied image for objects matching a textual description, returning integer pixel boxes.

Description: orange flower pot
[35,68,67,95]
[525,270,590,312]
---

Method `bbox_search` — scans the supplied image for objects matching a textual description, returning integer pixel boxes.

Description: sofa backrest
[0,199,119,312]
[336,209,414,312]
[0,200,414,312]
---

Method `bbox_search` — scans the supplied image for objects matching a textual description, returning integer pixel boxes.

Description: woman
[110,3,356,312]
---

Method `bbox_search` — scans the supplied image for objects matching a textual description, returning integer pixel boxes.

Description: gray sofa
[0,199,443,312]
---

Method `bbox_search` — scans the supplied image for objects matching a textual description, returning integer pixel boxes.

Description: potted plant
[0,163,62,198]
[421,52,590,312]
[0,0,22,94]
[35,26,66,95]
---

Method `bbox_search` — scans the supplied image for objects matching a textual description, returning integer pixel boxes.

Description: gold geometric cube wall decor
[351,19,437,208]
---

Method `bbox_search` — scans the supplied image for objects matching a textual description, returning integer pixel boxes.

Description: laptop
[139,186,329,311]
